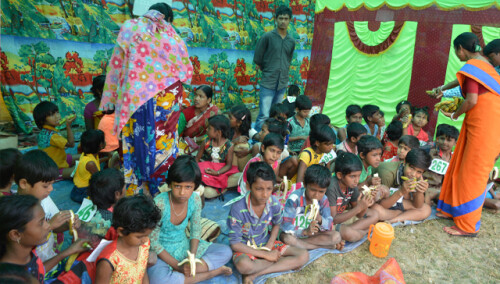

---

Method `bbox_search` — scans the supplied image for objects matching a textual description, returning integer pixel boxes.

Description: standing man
[253,5,295,132]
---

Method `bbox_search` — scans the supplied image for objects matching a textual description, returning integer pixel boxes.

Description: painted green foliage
[1,0,314,133]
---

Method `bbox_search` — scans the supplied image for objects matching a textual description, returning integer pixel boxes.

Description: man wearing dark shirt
[253,5,295,131]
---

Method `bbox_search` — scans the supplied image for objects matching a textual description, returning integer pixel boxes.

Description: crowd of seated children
[149,155,233,283]
[326,152,379,243]
[70,129,105,203]
[296,124,336,184]
[281,165,343,250]
[196,115,239,198]
[228,162,309,284]
[34,101,77,180]
[372,149,432,223]
[337,104,363,142]
[361,104,382,137]
[288,95,312,155]
[382,120,403,161]
[14,150,89,277]
[336,122,367,155]
[0,148,22,196]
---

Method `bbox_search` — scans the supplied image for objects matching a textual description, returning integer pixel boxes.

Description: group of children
[1,81,500,283]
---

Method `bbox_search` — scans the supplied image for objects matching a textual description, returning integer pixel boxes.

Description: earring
[16,238,20,244]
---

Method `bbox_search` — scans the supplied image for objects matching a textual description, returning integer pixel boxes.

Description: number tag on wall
[429,159,449,175]
[76,198,98,222]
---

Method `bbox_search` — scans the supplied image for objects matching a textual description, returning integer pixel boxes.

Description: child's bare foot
[335,240,345,251]
[219,266,233,276]
[242,274,256,284]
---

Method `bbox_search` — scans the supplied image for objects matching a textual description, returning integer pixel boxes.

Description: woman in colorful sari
[435,33,500,237]
[178,85,219,152]
[100,3,193,196]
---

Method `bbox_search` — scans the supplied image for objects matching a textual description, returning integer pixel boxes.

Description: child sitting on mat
[14,150,88,276]
[148,156,232,283]
[424,124,458,204]
[0,148,21,196]
[372,149,432,223]
[388,135,420,163]
[238,133,285,196]
[228,162,308,284]
[280,165,343,250]
[326,152,379,243]
[83,168,126,238]
[196,115,239,198]
[336,122,367,155]
[337,104,363,142]
[71,129,105,203]
[96,195,161,284]
[381,121,403,161]
[406,107,430,144]
[296,124,336,184]
[33,101,77,179]
[288,95,312,155]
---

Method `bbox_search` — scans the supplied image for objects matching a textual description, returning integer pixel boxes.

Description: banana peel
[246,238,271,251]
[65,210,90,272]
[400,176,427,191]
[305,199,320,221]
[178,250,203,277]
[281,176,288,200]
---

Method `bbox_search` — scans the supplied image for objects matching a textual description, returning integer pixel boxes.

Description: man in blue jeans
[253,5,295,132]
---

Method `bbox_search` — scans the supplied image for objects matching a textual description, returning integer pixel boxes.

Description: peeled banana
[361,185,376,197]
[246,238,271,251]
[434,97,463,112]
[59,114,77,125]
[178,250,203,277]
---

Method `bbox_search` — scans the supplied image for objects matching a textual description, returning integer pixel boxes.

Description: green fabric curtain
[316,0,500,13]
[354,21,396,46]
[323,21,417,127]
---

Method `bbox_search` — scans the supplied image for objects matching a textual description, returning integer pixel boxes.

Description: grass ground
[270,210,499,283]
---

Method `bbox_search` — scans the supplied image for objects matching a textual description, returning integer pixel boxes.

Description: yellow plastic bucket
[368,222,395,258]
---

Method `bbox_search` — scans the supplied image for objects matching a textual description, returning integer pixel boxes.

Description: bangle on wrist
[450,112,458,121]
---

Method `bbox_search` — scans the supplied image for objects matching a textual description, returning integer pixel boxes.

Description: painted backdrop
[0,0,314,133]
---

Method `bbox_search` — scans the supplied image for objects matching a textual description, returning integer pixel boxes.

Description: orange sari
[437,59,500,233]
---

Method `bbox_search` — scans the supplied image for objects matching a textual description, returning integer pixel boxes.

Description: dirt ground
[269,210,500,283]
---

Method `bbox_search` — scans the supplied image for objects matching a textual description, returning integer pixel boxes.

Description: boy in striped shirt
[227,162,308,283]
